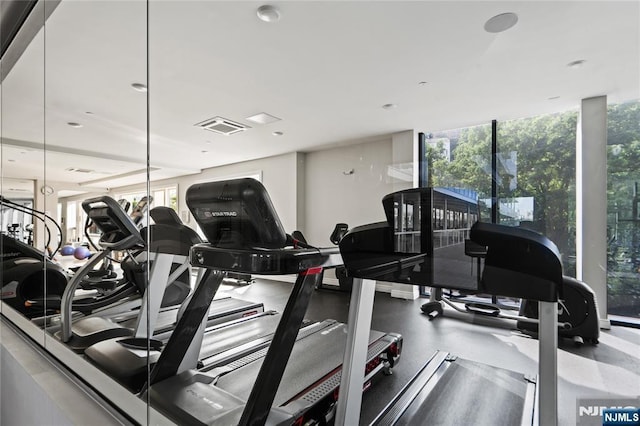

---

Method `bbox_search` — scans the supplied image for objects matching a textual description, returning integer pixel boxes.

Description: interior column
[576,95,610,328]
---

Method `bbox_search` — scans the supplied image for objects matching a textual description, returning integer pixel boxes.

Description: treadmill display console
[340,187,481,290]
[186,178,288,249]
[340,187,563,298]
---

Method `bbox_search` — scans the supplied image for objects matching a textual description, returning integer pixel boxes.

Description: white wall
[106,135,414,244]
[109,152,302,233]
[58,134,414,286]
[303,135,413,247]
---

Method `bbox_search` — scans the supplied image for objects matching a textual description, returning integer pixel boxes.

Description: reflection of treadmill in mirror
[145,178,402,425]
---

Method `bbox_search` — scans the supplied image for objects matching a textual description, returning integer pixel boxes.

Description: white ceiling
[1,0,638,195]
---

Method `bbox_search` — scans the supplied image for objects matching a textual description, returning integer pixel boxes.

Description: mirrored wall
[1,0,153,423]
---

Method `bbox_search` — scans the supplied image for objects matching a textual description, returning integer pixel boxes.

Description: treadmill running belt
[397,358,528,426]
[114,296,261,331]
[198,312,282,361]
[155,296,263,332]
[215,324,385,407]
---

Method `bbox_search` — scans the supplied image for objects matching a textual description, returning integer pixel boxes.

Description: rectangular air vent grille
[65,168,94,173]
[195,116,250,135]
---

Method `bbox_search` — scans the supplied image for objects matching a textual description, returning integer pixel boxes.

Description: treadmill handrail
[347,253,426,279]
[190,244,343,274]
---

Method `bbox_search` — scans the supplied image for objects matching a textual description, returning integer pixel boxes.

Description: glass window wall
[497,111,578,275]
[607,100,640,319]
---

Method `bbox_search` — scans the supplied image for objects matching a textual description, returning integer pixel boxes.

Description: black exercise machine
[144,178,401,425]
[416,188,599,346]
[55,198,263,353]
[1,196,141,318]
[55,196,146,349]
[0,195,63,257]
[1,196,67,317]
[294,222,354,292]
[334,187,565,426]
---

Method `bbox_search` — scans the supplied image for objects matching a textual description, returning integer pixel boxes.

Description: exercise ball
[73,246,91,260]
[60,245,75,256]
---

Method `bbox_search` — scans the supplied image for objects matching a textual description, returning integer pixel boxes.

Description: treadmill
[333,188,562,426]
[144,178,402,425]
[107,206,265,341]
[54,196,263,353]
[87,311,344,392]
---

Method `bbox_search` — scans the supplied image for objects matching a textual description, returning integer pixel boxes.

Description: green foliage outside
[606,102,640,315]
[427,112,578,271]
[426,101,640,316]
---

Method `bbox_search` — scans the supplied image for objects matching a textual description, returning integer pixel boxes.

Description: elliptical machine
[1,196,67,317]
[31,205,194,331]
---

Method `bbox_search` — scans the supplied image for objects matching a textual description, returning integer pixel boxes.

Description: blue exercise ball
[60,245,75,256]
[73,246,91,260]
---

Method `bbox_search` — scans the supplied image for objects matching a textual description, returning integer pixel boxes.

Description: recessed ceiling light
[418,81,428,86]
[85,111,94,115]
[131,83,147,92]
[246,112,281,125]
[7,159,15,162]
[201,150,209,154]
[548,96,560,100]
[567,59,586,69]
[272,131,284,136]
[484,13,518,33]
[382,103,397,110]
[257,5,281,22]
[67,122,83,128]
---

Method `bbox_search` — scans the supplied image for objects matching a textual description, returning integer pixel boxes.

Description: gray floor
[221,279,640,426]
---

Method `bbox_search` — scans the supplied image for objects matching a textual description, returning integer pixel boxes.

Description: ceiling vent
[195,116,250,136]
[65,167,94,173]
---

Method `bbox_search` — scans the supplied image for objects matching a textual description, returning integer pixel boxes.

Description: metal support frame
[238,268,323,426]
[538,300,558,426]
[133,252,174,339]
[148,268,223,386]
[335,277,377,425]
[60,249,110,342]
